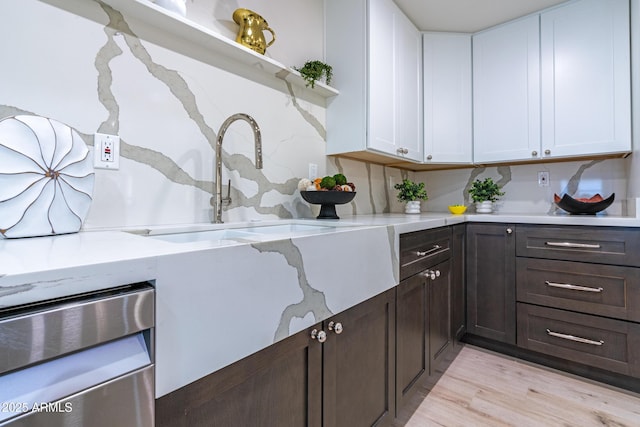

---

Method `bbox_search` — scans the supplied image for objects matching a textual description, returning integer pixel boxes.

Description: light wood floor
[394,345,640,427]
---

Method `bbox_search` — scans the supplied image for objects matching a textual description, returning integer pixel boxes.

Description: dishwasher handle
[0,283,154,375]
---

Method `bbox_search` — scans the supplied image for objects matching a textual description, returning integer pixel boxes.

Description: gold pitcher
[232,8,275,55]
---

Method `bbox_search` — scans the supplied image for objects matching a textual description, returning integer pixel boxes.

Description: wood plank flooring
[394,345,640,427]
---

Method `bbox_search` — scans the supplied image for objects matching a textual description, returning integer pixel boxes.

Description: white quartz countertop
[2,211,639,296]
[3,211,639,398]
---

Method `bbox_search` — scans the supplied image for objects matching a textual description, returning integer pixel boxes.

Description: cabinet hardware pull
[544,149,551,155]
[545,281,604,293]
[546,329,604,346]
[531,150,538,156]
[427,155,433,160]
[328,321,343,334]
[506,228,513,234]
[310,329,327,343]
[416,245,441,257]
[422,269,440,280]
[545,241,601,249]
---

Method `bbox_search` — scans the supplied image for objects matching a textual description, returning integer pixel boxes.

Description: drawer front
[517,303,640,377]
[516,258,640,322]
[400,227,450,281]
[516,225,640,266]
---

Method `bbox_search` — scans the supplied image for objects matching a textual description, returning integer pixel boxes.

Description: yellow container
[448,205,467,214]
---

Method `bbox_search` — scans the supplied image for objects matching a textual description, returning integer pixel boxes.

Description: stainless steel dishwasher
[0,282,155,427]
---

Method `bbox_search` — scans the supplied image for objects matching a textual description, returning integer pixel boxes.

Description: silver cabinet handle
[328,321,343,334]
[546,329,604,346]
[396,147,408,155]
[545,281,604,293]
[310,329,327,343]
[506,228,513,234]
[532,150,538,156]
[544,149,551,155]
[426,154,433,160]
[545,241,601,249]
[416,245,442,257]
[422,269,440,280]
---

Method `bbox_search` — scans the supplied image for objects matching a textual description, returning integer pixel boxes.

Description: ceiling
[394,0,571,32]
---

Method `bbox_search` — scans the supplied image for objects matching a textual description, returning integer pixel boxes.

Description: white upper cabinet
[473,15,541,164]
[393,9,423,161]
[540,0,631,159]
[473,0,631,164]
[326,0,422,163]
[423,33,472,164]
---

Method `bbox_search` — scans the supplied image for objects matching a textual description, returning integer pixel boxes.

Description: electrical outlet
[101,139,114,162]
[308,163,318,180]
[94,133,120,169]
[538,171,549,187]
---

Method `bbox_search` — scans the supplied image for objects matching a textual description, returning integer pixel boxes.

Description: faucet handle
[222,179,232,206]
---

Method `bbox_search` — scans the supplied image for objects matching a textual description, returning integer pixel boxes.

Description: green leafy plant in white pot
[394,179,428,214]
[468,177,504,213]
[294,60,333,89]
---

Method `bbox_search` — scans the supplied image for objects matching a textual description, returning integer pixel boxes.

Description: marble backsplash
[0,1,632,232]
[416,158,630,216]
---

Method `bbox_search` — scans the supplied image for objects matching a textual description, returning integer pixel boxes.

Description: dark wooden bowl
[300,191,356,219]
[554,193,615,215]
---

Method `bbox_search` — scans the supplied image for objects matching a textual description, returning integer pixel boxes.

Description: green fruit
[320,176,337,189]
[333,173,347,186]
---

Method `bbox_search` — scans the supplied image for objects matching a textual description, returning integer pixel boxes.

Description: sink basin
[148,229,256,245]
[142,222,339,245]
[238,224,336,235]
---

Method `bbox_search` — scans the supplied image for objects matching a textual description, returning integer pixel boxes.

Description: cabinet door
[156,325,322,427]
[368,0,421,162]
[450,224,466,344]
[394,7,423,161]
[368,0,396,156]
[429,260,452,373]
[396,273,427,412]
[323,289,395,427]
[423,33,472,164]
[540,0,631,158]
[466,223,516,344]
[473,15,540,163]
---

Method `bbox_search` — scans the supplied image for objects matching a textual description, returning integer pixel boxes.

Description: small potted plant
[294,60,333,88]
[394,179,428,214]
[468,177,504,213]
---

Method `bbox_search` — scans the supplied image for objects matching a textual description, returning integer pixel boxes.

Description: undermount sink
[143,222,339,245]
[237,224,336,235]
[148,229,256,245]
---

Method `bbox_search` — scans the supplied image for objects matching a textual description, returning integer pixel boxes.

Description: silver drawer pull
[546,329,604,346]
[545,281,604,293]
[545,241,601,249]
[416,245,441,257]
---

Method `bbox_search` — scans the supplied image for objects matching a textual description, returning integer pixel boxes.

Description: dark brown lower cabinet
[396,259,451,411]
[324,288,396,427]
[429,260,452,374]
[466,223,516,344]
[451,223,466,344]
[517,303,640,378]
[156,324,322,427]
[396,273,427,411]
[156,288,395,427]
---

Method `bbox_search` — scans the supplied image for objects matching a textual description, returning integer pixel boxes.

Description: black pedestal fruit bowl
[300,191,356,219]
